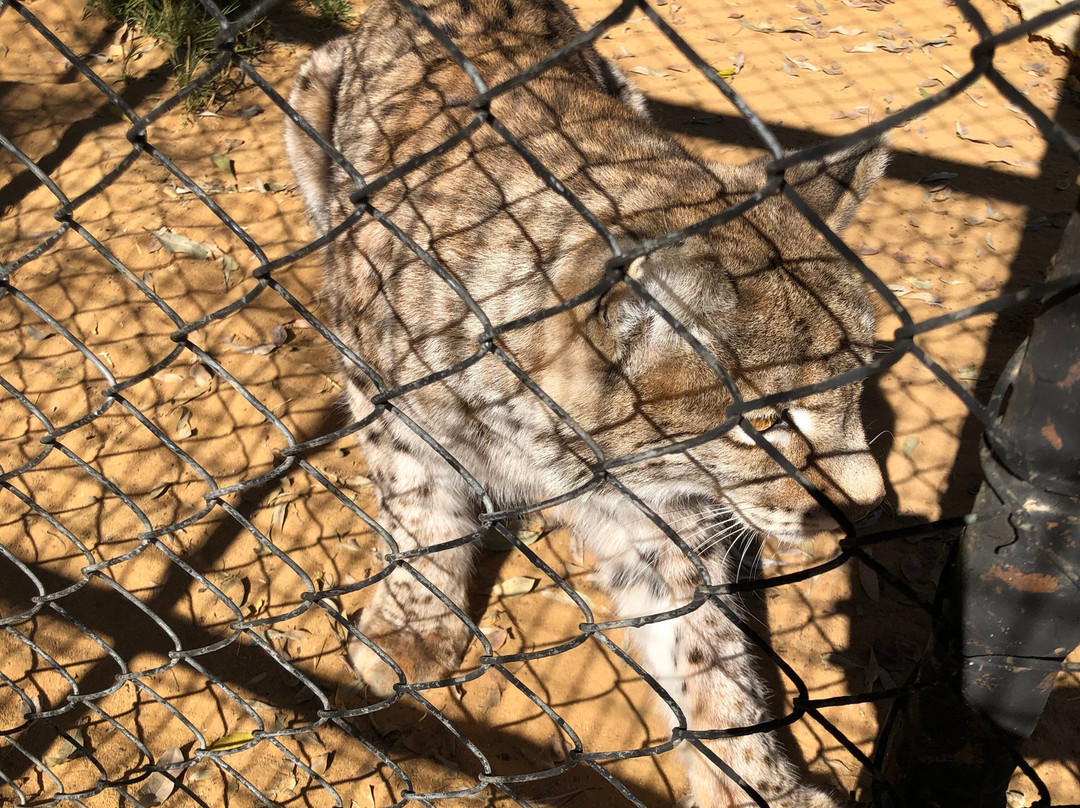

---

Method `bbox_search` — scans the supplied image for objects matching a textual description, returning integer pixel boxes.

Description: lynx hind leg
[284,38,349,235]
[599,544,839,808]
[348,417,482,697]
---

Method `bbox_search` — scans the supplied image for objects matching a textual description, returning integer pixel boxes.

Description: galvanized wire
[2,0,1079,806]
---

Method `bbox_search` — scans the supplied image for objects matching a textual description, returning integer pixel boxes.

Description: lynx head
[589,139,888,544]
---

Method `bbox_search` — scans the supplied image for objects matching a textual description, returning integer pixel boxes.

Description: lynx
[285,1,886,805]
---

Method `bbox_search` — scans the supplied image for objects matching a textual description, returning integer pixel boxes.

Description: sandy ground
[1,0,1078,806]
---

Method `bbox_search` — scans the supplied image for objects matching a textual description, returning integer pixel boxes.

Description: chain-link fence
[2,0,1079,806]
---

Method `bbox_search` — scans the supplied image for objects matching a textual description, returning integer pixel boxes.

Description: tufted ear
[784,137,889,232]
[585,254,660,354]
[597,254,647,330]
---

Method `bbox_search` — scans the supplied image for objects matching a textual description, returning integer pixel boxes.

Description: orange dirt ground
[1,0,1078,806]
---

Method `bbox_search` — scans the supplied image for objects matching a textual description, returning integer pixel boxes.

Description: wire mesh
[2,0,1079,806]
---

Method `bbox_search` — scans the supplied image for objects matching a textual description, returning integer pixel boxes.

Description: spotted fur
[286,1,886,804]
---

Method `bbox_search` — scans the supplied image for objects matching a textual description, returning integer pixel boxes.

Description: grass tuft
[89,0,354,106]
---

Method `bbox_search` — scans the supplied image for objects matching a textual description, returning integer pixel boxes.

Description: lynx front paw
[776,787,841,808]
[347,608,472,697]
[684,747,841,808]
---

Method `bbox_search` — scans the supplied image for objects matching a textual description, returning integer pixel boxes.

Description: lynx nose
[804,448,886,527]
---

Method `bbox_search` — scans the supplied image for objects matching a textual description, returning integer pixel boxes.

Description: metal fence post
[884,210,1080,808]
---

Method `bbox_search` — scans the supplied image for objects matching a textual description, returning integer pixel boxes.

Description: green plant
[88,0,353,104]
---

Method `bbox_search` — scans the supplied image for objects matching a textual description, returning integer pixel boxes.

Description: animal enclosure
[1,0,1079,807]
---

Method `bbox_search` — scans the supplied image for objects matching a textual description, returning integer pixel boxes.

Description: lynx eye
[746,412,780,432]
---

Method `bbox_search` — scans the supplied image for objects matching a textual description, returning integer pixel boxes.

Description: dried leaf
[845,42,883,53]
[902,435,920,457]
[135,747,184,806]
[152,227,214,260]
[235,104,264,119]
[858,560,880,602]
[176,407,194,440]
[221,338,277,355]
[346,475,374,488]
[481,626,509,652]
[630,65,669,78]
[220,255,239,290]
[266,759,298,797]
[471,668,508,711]
[821,651,862,670]
[864,647,882,688]
[190,362,212,386]
[907,291,946,307]
[185,761,217,783]
[300,734,328,773]
[149,483,170,499]
[904,277,934,290]
[211,152,236,182]
[900,554,926,583]
[514,527,544,546]
[955,121,1004,147]
[786,54,819,71]
[988,157,1040,170]
[44,729,84,766]
[1007,789,1028,808]
[26,324,53,341]
[490,576,538,598]
[205,731,255,751]
[271,501,289,531]
[271,324,288,346]
[892,251,914,264]
[265,627,312,644]
[208,571,247,608]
